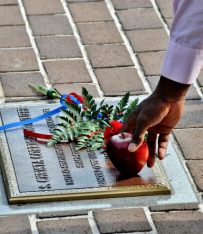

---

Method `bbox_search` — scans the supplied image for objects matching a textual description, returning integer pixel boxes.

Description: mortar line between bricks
[151,0,203,99]
[60,0,104,98]
[28,214,39,234]
[105,0,151,94]
[17,0,52,89]
[88,211,100,234]
[143,207,158,234]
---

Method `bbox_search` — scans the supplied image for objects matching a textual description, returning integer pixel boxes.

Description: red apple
[106,132,149,176]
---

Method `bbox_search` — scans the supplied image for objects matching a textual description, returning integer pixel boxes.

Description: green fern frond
[122,98,138,122]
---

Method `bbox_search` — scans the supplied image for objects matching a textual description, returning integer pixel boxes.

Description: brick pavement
[0,0,202,233]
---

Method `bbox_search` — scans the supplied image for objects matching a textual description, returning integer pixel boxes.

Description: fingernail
[128,143,137,152]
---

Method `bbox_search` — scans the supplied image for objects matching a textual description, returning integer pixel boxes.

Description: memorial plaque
[0,102,170,204]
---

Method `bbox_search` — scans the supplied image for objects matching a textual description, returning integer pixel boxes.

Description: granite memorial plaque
[0,102,170,204]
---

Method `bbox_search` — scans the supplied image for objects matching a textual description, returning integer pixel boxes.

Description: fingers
[158,134,170,159]
[146,132,157,168]
[120,109,138,133]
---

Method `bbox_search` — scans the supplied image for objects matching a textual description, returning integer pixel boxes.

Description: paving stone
[67,0,102,2]
[147,76,200,100]
[173,128,203,160]
[165,17,174,29]
[152,211,203,234]
[0,48,38,72]
[86,44,133,68]
[186,160,203,191]
[0,5,24,25]
[156,0,174,18]
[69,2,112,22]
[112,0,152,9]
[197,69,203,87]
[137,51,165,76]
[93,208,152,233]
[0,0,17,5]
[150,203,199,212]
[29,15,73,36]
[95,67,146,96]
[37,210,88,218]
[127,29,168,52]
[0,26,31,48]
[176,100,203,128]
[0,215,31,234]
[37,217,92,234]
[54,83,99,97]
[43,60,91,84]
[23,0,64,15]
[77,21,123,45]
[36,36,82,59]
[1,72,45,97]
[117,8,163,30]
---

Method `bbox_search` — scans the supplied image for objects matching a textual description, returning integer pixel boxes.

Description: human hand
[120,76,190,167]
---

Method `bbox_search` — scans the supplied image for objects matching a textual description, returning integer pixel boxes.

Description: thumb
[128,121,147,152]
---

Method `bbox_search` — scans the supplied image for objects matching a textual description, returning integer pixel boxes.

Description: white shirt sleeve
[161,0,203,84]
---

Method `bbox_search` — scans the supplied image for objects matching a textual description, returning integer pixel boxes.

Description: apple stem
[121,133,125,139]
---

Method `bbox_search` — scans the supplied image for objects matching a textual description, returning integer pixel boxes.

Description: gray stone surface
[117,8,163,30]
[37,218,92,234]
[127,29,168,52]
[93,208,152,233]
[152,211,203,234]
[1,72,45,97]
[29,15,73,36]
[112,0,152,9]
[23,0,64,15]
[54,83,100,97]
[77,21,123,45]
[176,100,203,128]
[37,210,88,218]
[149,203,199,212]
[43,60,92,83]
[0,0,17,5]
[36,36,82,59]
[95,67,146,96]
[173,129,203,160]
[137,51,165,76]
[197,69,203,87]
[147,76,200,100]
[0,5,24,25]
[67,0,102,2]
[0,48,38,72]
[0,215,31,234]
[186,160,203,191]
[165,17,174,29]
[69,2,112,22]
[156,0,174,18]
[0,26,31,48]
[86,44,133,68]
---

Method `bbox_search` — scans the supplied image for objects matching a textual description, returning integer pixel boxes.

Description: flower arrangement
[32,85,139,151]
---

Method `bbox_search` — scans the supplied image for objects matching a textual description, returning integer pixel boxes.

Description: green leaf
[122,98,138,122]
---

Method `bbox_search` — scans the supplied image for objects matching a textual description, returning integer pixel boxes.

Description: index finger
[120,111,137,133]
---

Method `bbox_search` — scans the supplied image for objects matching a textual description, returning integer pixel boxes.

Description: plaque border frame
[0,102,171,204]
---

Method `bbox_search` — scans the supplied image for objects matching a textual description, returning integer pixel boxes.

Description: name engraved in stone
[87,149,107,187]
[70,144,84,169]
[17,108,51,189]
[43,109,74,186]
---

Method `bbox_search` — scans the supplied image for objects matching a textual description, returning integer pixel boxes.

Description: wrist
[153,76,190,102]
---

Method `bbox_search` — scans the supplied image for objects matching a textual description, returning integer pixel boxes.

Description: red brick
[43,60,91,83]
[117,8,162,30]
[138,51,165,76]
[23,0,64,15]
[69,2,112,22]
[93,208,152,233]
[95,67,146,96]
[77,21,123,45]
[0,26,31,48]
[29,15,73,36]
[1,72,45,97]
[152,211,203,234]
[36,36,82,59]
[127,28,168,52]
[0,6,24,25]
[0,48,38,72]
[86,44,133,68]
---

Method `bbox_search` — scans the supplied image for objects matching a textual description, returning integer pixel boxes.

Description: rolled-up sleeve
[161,0,203,84]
